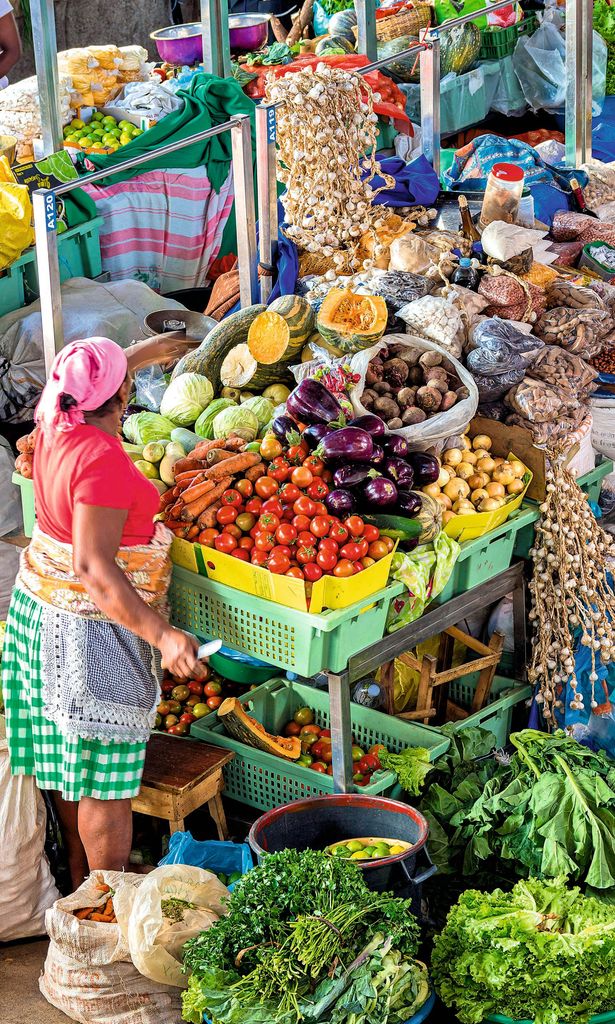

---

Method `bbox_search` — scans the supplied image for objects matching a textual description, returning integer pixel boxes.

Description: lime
[91,111,105,121]
[389,844,406,855]
[131,127,144,137]
[102,115,117,127]
[92,126,106,137]
[349,851,365,860]
[110,127,122,139]
[118,119,133,130]
[119,132,132,146]
[78,139,91,149]
[346,840,364,854]
[362,845,376,857]
[70,118,85,130]
[135,460,159,480]
[64,135,79,145]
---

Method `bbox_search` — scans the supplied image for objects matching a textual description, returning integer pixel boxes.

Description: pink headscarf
[35,337,128,433]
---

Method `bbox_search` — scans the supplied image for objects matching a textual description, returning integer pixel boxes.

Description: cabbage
[241,396,274,432]
[159,372,213,426]
[123,412,176,445]
[195,398,236,439]
[213,405,259,443]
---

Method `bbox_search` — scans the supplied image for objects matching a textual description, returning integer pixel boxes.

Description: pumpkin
[440,23,481,75]
[218,698,301,760]
[171,304,266,383]
[327,8,358,41]
[315,34,356,55]
[316,288,388,353]
[268,294,315,354]
[220,343,295,391]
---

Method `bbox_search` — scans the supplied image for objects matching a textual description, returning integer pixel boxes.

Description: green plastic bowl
[486,1011,615,1024]
[209,649,277,686]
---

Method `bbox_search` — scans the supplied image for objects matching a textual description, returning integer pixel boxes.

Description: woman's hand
[125,333,201,373]
[158,627,207,680]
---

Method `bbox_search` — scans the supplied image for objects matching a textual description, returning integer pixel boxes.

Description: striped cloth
[83,166,234,293]
[2,587,146,801]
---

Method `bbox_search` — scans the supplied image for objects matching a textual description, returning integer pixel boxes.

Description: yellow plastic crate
[443,453,532,544]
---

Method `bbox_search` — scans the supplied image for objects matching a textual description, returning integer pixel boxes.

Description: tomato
[358,754,379,774]
[206,695,223,710]
[297,531,315,547]
[285,720,301,736]
[296,544,317,565]
[239,536,255,551]
[318,538,339,555]
[268,457,292,482]
[271,545,292,558]
[303,455,325,477]
[260,435,283,460]
[188,680,204,695]
[292,514,311,533]
[340,542,361,560]
[368,540,389,560]
[197,528,218,547]
[322,469,333,484]
[310,515,331,538]
[249,525,260,539]
[251,549,269,566]
[312,501,328,516]
[307,479,329,501]
[236,512,256,533]
[363,524,380,543]
[217,505,238,526]
[258,512,280,532]
[382,535,395,552]
[353,561,364,573]
[294,495,316,518]
[232,547,250,561]
[303,562,323,582]
[329,522,349,544]
[356,775,372,786]
[291,465,313,488]
[310,762,327,773]
[281,508,295,522]
[285,566,305,579]
[160,680,175,694]
[262,498,284,517]
[255,531,276,551]
[268,551,291,575]
[355,538,370,558]
[287,441,309,464]
[276,523,297,545]
[316,548,337,572]
[361,556,375,568]
[333,558,356,578]
[223,524,242,539]
[344,515,365,537]
[255,477,279,500]
[279,482,301,505]
[236,478,253,499]
[204,681,221,696]
[221,488,242,507]
[214,533,237,553]
[245,496,263,514]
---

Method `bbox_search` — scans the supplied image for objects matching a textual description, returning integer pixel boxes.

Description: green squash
[440,23,482,76]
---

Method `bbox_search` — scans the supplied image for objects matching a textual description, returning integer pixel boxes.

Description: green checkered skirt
[3,587,146,801]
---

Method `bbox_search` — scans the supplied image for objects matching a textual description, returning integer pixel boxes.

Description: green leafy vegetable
[123,411,176,445]
[432,876,615,1024]
[378,746,433,796]
[245,43,293,65]
[230,62,258,87]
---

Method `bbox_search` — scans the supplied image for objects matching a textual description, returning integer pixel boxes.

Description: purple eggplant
[271,414,298,444]
[333,463,371,489]
[348,414,387,438]
[409,452,440,486]
[325,488,356,517]
[363,476,398,509]
[383,456,414,490]
[397,490,422,518]
[303,422,333,450]
[286,378,343,425]
[383,434,410,459]
[319,427,374,463]
[370,444,385,467]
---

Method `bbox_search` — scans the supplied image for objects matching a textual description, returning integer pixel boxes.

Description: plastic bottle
[479,162,524,229]
[451,257,480,291]
[516,188,535,228]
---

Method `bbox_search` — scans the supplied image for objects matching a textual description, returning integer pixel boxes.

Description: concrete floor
[0,940,70,1024]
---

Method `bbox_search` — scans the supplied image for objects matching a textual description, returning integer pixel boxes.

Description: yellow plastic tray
[443,453,533,544]
[170,537,397,615]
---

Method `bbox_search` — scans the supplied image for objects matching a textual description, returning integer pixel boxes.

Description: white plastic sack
[116,864,229,989]
[350,334,478,451]
[396,293,465,358]
[0,740,59,942]
[590,397,615,461]
[0,438,22,618]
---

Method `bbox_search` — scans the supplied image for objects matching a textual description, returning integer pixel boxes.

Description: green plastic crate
[478,12,537,60]
[19,216,104,300]
[169,565,404,676]
[444,673,532,748]
[191,677,450,811]
[12,472,35,537]
[0,260,26,317]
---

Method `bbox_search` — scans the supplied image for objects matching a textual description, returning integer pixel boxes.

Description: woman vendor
[2,334,206,889]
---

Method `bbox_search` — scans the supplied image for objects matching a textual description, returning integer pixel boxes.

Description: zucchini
[171,304,266,385]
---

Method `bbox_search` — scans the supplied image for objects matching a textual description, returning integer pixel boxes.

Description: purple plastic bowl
[228,13,269,52]
[150,23,203,65]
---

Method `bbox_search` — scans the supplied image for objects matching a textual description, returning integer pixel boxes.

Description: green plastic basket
[11,472,35,537]
[169,565,404,676]
[478,12,538,60]
[18,216,104,300]
[0,260,26,317]
[191,677,450,811]
[444,673,532,747]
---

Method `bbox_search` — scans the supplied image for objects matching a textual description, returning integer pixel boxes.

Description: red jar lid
[492,162,525,183]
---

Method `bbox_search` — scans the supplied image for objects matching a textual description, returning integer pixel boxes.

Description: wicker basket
[376,5,431,41]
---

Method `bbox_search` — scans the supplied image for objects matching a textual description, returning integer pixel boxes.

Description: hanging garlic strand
[528,446,615,725]
[265,64,395,271]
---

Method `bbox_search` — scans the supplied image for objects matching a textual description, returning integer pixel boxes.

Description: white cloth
[0,0,13,19]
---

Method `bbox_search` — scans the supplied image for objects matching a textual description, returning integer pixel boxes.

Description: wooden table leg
[169,817,185,834]
[208,791,229,841]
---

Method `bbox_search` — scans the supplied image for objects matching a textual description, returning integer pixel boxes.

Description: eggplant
[396,490,422,518]
[408,452,440,486]
[303,422,333,450]
[333,463,370,489]
[325,488,356,517]
[319,427,374,463]
[370,444,385,467]
[383,456,414,490]
[286,379,343,426]
[348,414,387,438]
[383,434,410,459]
[271,414,298,444]
[363,476,398,509]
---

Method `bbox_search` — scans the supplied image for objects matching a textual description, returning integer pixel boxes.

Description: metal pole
[29,0,63,155]
[201,0,231,78]
[420,39,441,179]
[565,0,584,166]
[255,104,279,304]
[231,115,259,308]
[356,0,378,63]
[358,42,425,75]
[33,190,64,374]
[581,0,593,162]
[328,671,354,793]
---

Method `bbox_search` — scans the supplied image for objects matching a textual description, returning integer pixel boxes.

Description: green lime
[110,127,122,139]
[92,111,105,121]
[346,840,364,854]
[332,845,350,858]
[102,116,117,127]
[362,846,376,857]
[374,844,391,858]
[131,127,144,137]
[350,851,365,860]
[389,844,406,855]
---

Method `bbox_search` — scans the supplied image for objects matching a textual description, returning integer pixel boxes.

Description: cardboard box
[468,417,548,501]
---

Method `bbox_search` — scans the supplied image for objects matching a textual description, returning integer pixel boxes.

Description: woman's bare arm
[125,333,200,373]
[72,503,204,678]
[0,12,22,79]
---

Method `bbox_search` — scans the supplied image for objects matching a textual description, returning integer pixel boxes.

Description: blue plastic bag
[313,0,333,35]
[159,831,253,891]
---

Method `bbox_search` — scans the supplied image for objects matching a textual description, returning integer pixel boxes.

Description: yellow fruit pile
[63,113,143,154]
[423,433,527,525]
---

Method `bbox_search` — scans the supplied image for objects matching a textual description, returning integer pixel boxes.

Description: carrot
[198,499,223,529]
[167,501,184,520]
[174,469,203,486]
[97,884,111,894]
[179,478,215,505]
[205,452,261,481]
[159,489,177,511]
[245,463,266,483]
[103,898,114,917]
[225,435,247,451]
[169,523,191,538]
[172,457,202,476]
[181,477,231,521]
[187,524,200,540]
[206,448,239,466]
[90,913,115,923]
[75,907,94,920]
[191,439,225,460]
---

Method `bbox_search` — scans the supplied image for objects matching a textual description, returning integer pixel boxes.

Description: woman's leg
[51,792,89,891]
[78,797,133,871]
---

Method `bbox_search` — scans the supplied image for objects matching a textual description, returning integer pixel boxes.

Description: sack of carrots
[45,869,143,965]
[73,883,117,923]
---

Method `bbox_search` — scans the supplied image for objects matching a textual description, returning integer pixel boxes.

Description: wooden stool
[132,733,234,837]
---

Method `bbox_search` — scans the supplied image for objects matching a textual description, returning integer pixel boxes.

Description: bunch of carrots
[158,435,263,541]
[73,882,117,923]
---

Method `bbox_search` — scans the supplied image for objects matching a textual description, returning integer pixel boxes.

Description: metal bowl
[150,23,203,65]
[228,13,270,53]
[142,309,216,344]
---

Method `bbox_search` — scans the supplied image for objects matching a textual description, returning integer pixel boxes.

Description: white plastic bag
[590,397,615,460]
[350,333,478,451]
[116,864,229,989]
[0,740,59,942]
[396,294,466,358]
[513,22,607,114]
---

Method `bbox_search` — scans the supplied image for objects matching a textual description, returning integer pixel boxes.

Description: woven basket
[376,5,431,42]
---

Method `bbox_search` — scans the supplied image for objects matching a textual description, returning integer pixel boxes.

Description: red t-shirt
[33,424,160,546]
